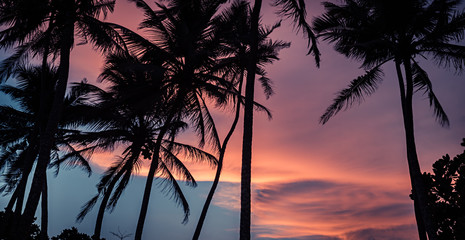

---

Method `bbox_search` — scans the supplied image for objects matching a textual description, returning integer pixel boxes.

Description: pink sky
[69,1,465,239]
[1,1,464,239]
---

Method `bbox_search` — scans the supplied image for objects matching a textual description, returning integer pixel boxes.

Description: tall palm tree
[237,1,319,238]
[107,1,250,238]
[5,1,125,236]
[0,64,95,238]
[1,1,123,236]
[72,53,217,239]
[192,1,290,238]
[314,0,465,239]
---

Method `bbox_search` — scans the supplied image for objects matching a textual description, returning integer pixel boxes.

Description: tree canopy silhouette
[0,1,123,237]
[314,0,465,239]
[72,52,217,239]
[423,138,465,240]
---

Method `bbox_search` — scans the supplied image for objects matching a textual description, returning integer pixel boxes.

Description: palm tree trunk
[94,154,139,239]
[192,71,244,240]
[39,12,54,132]
[5,146,38,238]
[135,122,171,240]
[37,16,52,240]
[40,174,48,240]
[395,61,428,240]
[19,21,74,239]
[414,196,428,240]
[6,186,19,213]
[6,146,37,214]
[93,182,117,239]
[399,58,437,240]
[5,169,28,238]
[240,1,261,239]
[6,177,27,238]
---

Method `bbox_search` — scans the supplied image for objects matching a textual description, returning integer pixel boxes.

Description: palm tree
[237,1,319,238]
[72,52,217,240]
[192,1,290,238]
[1,1,123,236]
[0,64,95,238]
[106,1,250,238]
[5,1,125,236]
[314,1,465,239]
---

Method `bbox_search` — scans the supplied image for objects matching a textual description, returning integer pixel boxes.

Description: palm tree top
[315,0,465,125]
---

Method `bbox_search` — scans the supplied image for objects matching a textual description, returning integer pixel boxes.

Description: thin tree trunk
[94,153,139,239]
[5,146,38,238]
[400,58,437,240]
[414,196,428,240]
[6,146,37,214]
[40,12,54,133]
[135,52,193,239]
[38,21,52,238]
[40,174,48,240]
[93,180,118,239]
[192,71,244,240]
[5,171,27,238]
[394,61,427,240]
[240,1,261,239]
[134,123,171,240]
[19,20,74,239]
[6,187,19,213]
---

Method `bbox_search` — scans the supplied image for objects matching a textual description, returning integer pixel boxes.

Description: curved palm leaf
[320,66,384,124]
[411,61,449,127]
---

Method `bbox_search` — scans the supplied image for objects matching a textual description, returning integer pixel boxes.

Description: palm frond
[51,143,93,176]
[320,66,384,124]
[160,146,197,186]
[162,140,218,167]
[157,161,190,224]
[423,6,465,43]
[411,61,449,127]
[186,94,208,149]
[78,16,128,53]
[0,43,31,81]
[107,22,169,60]
[90,0,116,19]
[76,194,100,222]
[107,165,133,210]
[0,142,26,172]
[260,75,275,99]
[96,156,128,191]
[198,94,221,151]
[422,42,465,72]
[273,0,320,65]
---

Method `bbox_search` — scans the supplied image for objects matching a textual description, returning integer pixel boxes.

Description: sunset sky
[1,1,465,240]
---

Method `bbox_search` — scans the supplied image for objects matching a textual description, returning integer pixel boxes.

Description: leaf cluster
[423,138,465,240]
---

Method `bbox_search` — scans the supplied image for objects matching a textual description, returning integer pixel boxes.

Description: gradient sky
[1,1,465,240]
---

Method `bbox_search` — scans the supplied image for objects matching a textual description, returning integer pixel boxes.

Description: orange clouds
[250,180,416,239]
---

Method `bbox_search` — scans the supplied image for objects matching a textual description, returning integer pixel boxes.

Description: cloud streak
[250,180,416,239]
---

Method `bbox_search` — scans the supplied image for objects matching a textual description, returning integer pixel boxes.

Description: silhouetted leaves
[423,138,465,240]
[320,66,383,124]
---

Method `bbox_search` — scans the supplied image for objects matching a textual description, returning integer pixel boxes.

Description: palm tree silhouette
[4,1,123,236]
[0,0,123,237]
[314,1,465,239]
[98,1,239,237]
[192,1,290,238]
[0,64,95,238]
[236,1,319,238]
[72,52,217,239]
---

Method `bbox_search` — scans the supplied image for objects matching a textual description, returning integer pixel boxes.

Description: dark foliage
[0,211,40,240]
[50,227,106,240]
[423,138,465,240]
